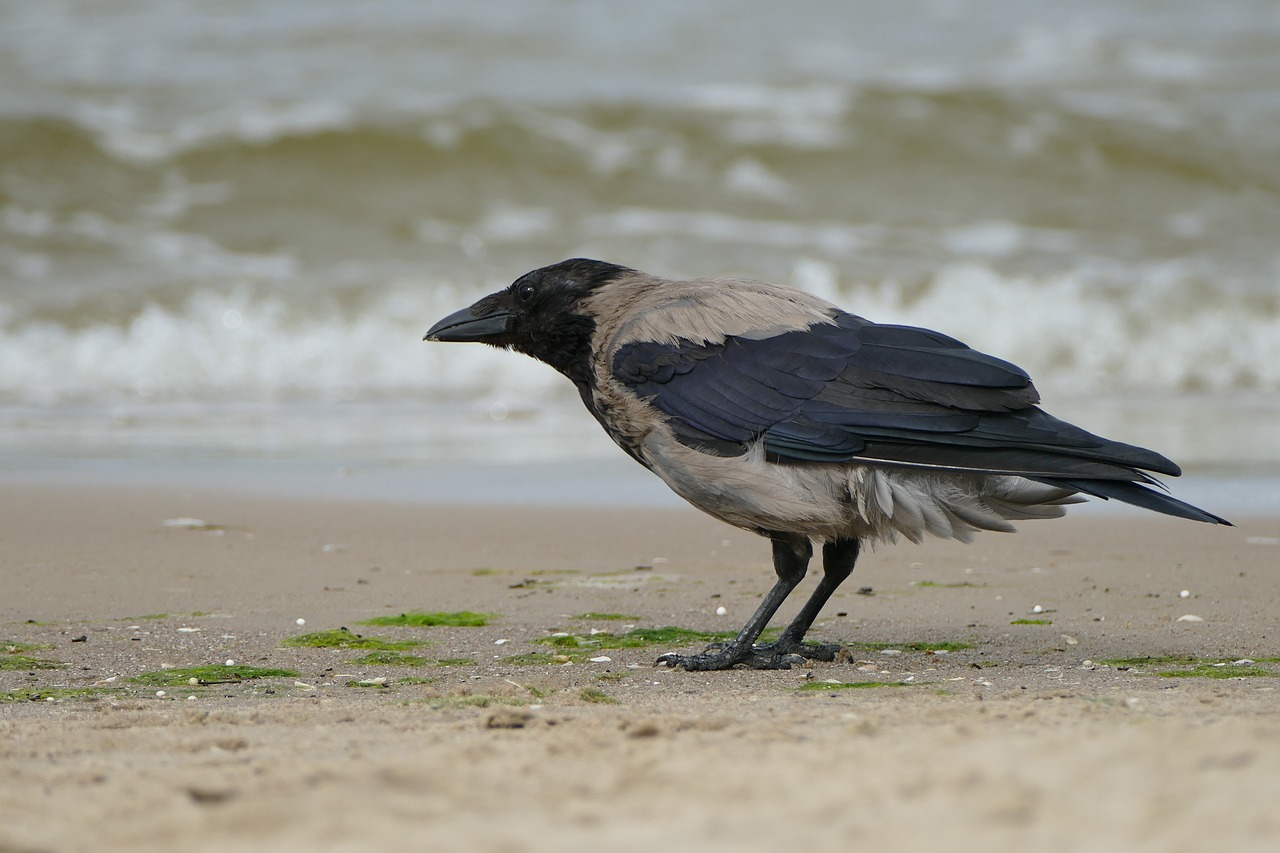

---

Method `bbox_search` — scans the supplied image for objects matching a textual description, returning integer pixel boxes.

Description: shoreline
[2,453,1274,518]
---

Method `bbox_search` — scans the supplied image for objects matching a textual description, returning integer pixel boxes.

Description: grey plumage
[426,258,1230,670]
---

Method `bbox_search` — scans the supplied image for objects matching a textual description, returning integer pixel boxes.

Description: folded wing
[612,310,1226,524]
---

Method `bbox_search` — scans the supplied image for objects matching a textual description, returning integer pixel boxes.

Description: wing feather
[611,307,1182,481]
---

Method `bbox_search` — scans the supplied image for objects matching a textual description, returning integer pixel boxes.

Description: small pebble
[1176,614,1204,622]
[589,656,612,663]
[494,638,509,645]
[188,677,199,686]
[1179,589,1191,598]
[225,659,235,666]
[1032,604,1044,614]
[155,690,167,698]
[177,627,199,633]
[295,618,306,626]
[715,606,727,616]
[162,517,207,529]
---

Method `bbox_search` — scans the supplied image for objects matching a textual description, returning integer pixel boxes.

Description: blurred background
[1,1,1277,502]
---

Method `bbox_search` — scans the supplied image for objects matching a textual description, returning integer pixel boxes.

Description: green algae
[282,628,423,650]
[799,681,914,691]
[360,611,494,628]
[130,664,299,687]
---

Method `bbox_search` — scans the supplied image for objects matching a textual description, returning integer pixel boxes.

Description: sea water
[1,1,1277,507]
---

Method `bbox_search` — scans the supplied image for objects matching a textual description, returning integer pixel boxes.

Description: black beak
[424,301,514,343]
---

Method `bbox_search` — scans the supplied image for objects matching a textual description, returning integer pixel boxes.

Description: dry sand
[1,480,1278,852]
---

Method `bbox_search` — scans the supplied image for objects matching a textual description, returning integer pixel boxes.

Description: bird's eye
[515,283,536,304]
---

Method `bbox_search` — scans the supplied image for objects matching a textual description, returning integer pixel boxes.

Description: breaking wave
[1,260,1275,408]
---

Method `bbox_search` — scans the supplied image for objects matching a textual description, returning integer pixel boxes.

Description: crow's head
[425,258,632,379]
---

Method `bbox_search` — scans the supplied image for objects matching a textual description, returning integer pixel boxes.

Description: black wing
[612,312,1226,524]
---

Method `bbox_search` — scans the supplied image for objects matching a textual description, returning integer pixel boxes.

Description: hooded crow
[425,259,1230,671]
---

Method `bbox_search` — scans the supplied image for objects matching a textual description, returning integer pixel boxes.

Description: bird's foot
[698,636,845,662]
[655,643,806,671]
[752,637,845,662]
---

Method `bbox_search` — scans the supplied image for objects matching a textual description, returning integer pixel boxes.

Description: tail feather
[1039,478,1232,526]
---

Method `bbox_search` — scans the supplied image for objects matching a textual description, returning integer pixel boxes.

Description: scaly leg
[753,537,860,662]
[656,534,812,671]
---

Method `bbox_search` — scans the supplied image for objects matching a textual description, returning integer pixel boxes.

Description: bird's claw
[655,647,805,671]
[655,638,847,671]
[753,639,845,662]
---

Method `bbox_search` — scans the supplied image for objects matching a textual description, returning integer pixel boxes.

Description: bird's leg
[752,537,860,662]
[656,534,812,671]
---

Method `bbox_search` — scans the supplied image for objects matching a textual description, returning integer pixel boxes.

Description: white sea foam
[4,205,298,281]
[684,84,851,148]
[503,106,641,175]
[723,157,796,202]
[0,284,564,407]
[826,261,1280,396]
[74,99,359,164]
[1,261,1274,408]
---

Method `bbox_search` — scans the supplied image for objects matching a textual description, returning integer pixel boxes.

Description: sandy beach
[1,479,1277,852]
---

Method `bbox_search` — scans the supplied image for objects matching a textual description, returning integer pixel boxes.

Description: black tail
[1038,478,1232,526]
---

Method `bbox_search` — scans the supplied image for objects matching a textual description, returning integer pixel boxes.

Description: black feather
[1038,478,1231,525]
[612,311,1185,487]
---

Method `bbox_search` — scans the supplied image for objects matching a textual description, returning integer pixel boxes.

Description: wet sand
[1,481,1278,852]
